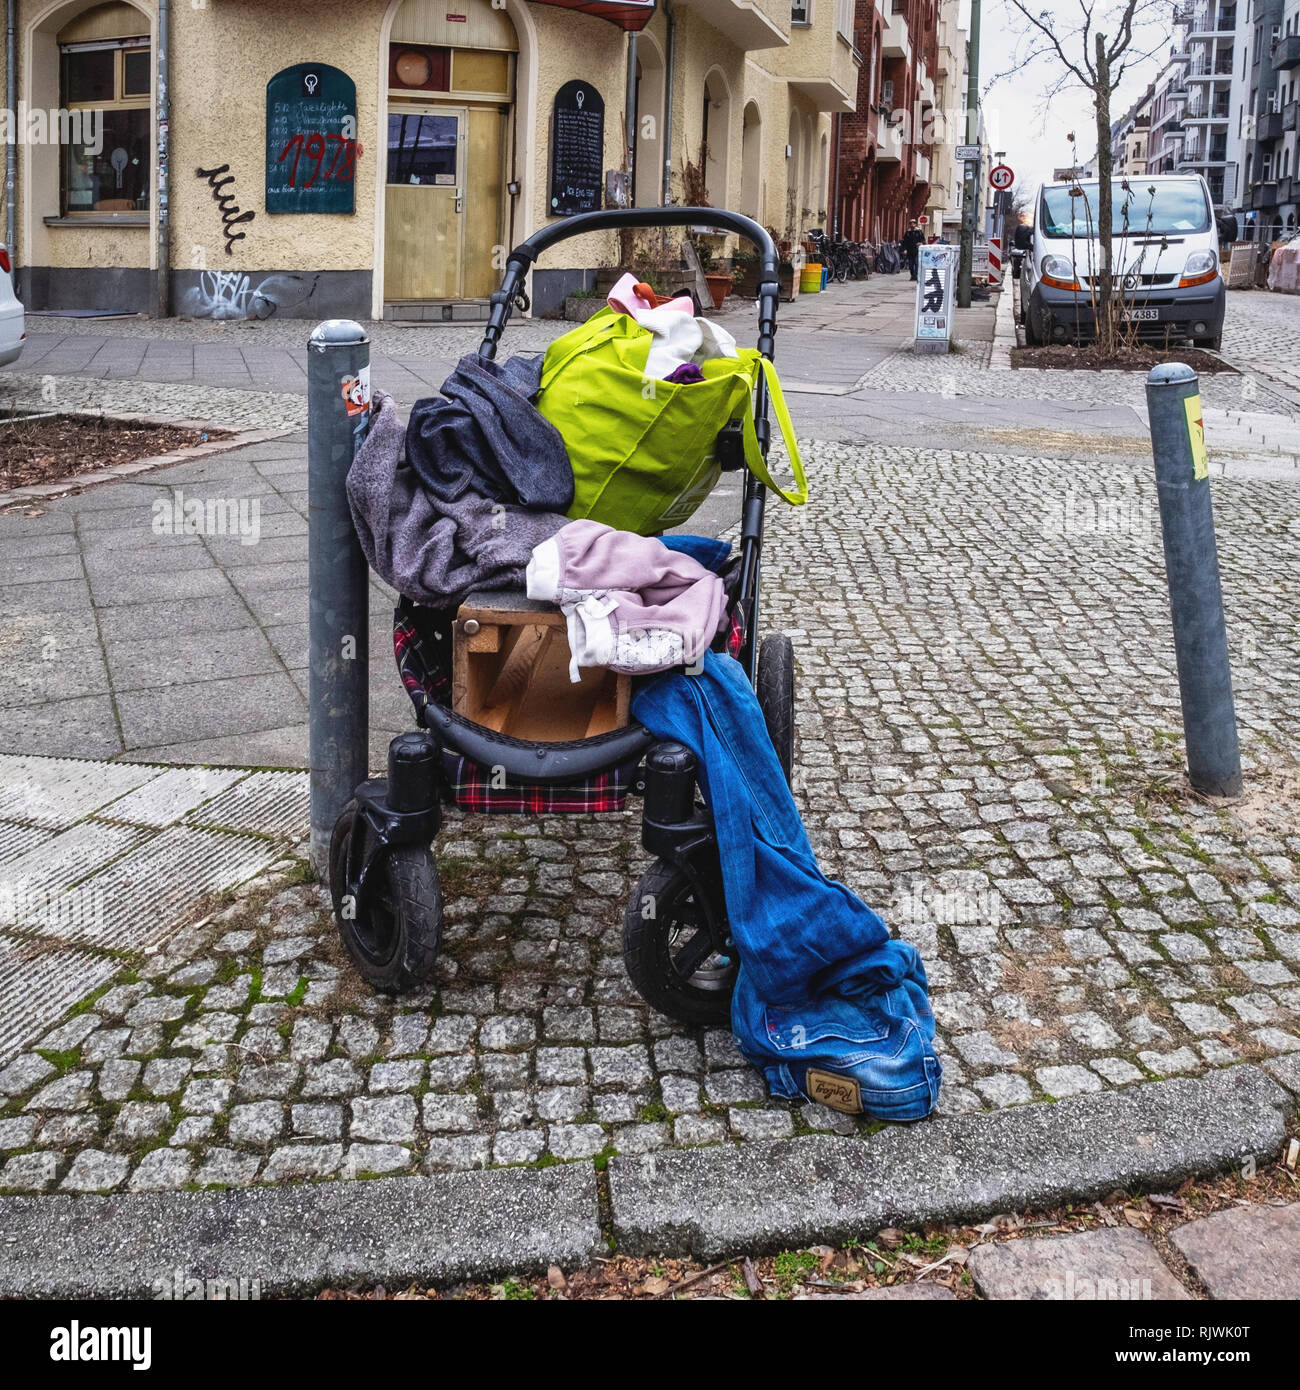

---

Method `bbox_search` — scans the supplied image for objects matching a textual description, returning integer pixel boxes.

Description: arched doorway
[740,101,762,220]
[634,33,665,207]
[383,0,518,304]
[701,69,731,208]
[786,111,802,238]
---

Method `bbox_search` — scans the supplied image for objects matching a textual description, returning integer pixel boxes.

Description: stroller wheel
[329,800,443,995]
[757,633,795,788]
[623,858,736,1026]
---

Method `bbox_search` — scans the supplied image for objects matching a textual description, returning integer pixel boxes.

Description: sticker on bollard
[1183,393,1208,480]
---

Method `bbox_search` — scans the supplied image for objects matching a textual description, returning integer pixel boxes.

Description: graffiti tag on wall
[195,164,255,255]
[179,271,320,321]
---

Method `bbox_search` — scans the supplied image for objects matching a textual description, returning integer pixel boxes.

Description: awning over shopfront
[525,0,655,32]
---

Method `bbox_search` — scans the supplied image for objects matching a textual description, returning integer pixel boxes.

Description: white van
[1016,173,1225,350]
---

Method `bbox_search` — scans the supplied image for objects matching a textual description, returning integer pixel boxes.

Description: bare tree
[997,0,1170,352]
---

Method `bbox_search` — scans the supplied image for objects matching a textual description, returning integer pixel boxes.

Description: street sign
[955,143,980,162]
[914,243,958,352]
[989,163,1014,190]
[917,214,928,226]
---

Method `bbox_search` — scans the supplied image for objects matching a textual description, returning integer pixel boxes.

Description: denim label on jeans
[806,1069,863,1113]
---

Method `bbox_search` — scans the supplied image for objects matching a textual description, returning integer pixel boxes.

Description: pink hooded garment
[526,519,729,682]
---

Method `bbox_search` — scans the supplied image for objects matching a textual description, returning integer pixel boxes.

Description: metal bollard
[307,320,372,874]
[1146,363,1243,797]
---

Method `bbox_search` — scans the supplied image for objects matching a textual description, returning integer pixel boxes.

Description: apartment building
[2,0,862,320]
[1241,0,1300,240]
[1110,83,1154,176]
[833,0,944,242]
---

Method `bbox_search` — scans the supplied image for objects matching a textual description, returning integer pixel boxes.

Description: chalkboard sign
[266,63,359,215]
[549,80,604,217]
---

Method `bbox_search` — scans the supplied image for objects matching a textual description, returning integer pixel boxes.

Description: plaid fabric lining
[439,751,640,815]
[392,600,638,815]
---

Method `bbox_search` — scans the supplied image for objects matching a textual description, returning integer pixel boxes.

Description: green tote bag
[535,307,808,536]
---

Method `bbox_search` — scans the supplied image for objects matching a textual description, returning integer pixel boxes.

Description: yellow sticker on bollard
[1184,393,1208,479]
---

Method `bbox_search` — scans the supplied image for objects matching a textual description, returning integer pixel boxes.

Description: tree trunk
[1095,33,1116,354]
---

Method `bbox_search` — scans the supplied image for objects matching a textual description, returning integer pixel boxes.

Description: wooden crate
[452,589,630,743]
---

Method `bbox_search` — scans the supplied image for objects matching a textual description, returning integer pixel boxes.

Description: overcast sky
[966,0,1174,196]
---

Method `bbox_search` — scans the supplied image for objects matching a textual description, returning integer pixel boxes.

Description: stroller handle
[479,206,781,362]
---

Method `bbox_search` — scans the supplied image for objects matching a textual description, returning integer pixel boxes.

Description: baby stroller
[328,207,797,1027]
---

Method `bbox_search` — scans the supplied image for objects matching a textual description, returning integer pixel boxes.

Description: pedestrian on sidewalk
[902,220,924,281]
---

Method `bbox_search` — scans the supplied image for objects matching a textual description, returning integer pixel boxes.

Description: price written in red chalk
[989,164,1015,190]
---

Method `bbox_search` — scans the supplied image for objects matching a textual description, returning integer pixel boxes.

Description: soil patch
[0,411,227,491]
[1012,345,1235,374]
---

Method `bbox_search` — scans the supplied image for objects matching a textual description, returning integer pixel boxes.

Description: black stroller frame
[330,206,795,1025]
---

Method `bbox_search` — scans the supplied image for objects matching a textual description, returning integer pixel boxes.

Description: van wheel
[1023,306,1042,346]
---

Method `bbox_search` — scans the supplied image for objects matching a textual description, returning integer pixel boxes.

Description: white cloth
[604,271,739,379]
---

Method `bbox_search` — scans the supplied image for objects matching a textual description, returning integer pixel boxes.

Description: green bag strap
[741,356,808,506]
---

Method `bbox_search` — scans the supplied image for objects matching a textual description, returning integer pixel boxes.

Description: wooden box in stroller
[452,588,631,743]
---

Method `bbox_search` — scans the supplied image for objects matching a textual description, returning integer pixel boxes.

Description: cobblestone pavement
[1221,287,1300,399]
[2,437,1298,1194]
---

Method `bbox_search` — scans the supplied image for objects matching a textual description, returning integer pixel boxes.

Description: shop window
[60,40,151,214]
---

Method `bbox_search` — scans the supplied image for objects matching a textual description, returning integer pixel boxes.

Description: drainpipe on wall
[661,0,674,205]
[154,0,170,318]
[624,30,638,204]
[5,0,15,262]
[831,112,841,237]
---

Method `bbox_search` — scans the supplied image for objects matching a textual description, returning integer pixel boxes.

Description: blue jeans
[632,652,941,1121]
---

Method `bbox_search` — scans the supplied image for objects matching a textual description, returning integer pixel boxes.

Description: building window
[60,39,151,214]
[791,0,810,24]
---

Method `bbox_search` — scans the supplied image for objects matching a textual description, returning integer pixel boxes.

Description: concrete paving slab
[966,1226,1190,1300]
[0,820,149,906]
[0,933,119,1065]
[0,695,123,759]
[0,1162,603,1296]
[0,755,155,827]
[54,825,281,951]
[1169,1201,1300,1300]
[97,767,247,828]
[0,821,53,866]
[185,771,310,836]
[608,1067,1291,1258]
[115,671,306,748]
[105,629,284,693]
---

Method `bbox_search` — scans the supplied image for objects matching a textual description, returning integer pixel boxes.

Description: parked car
[1018,173,1225,350]
[0,245,24,366]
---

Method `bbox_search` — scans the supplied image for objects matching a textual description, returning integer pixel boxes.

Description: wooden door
[384,105,466,300]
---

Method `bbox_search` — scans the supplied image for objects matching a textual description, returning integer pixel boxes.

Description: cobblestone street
[0,276,1297,1294]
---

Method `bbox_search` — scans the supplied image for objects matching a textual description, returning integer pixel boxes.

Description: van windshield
[1039,181,1211,237]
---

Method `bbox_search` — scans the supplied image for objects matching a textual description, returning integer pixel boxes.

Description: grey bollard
[1146,363,1243,797]
[307,320,371,875]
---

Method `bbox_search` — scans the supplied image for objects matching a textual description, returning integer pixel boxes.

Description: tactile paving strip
[0,933,119,1065]
[185,770,311,837]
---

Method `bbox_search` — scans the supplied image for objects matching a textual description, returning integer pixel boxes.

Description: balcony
[881,8,909,59]
[914,153,930,182]
[1258,109,1284,141]
[1273,33,1300,69]
[674,0,789,50]
[778,3,858,110]
[1187,5,1236,37]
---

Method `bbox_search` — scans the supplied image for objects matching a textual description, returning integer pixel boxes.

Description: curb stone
[0,1162,602,1298]
[608,1066,1291,1259]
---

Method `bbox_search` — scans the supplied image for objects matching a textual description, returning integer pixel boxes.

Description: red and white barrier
[988,235,1002,286]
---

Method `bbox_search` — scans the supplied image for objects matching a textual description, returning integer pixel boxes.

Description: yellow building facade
[3,0,857,319]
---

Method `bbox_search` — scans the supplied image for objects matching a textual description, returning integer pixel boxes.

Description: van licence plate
[1122,308,1159,322]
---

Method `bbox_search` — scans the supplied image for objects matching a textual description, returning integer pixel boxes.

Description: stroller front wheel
[623,858,736,1026]
[329,801,443,995]
[757,633,795,788]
